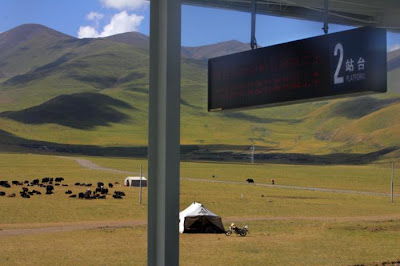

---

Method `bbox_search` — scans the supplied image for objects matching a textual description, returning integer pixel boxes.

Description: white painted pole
[148,0,181,265]
[139,164,142,205]
[251,144,255,164]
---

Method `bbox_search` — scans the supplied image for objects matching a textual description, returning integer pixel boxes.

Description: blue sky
[1,0,400,50]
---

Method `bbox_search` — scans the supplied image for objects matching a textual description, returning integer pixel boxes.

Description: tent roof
[180,202,218,217]
[125,176,147,181]
[182,0,400,31]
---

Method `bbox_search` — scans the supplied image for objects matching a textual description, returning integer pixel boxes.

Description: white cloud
[77,11,144,38]
[78,26,100,38]
[87,11,104,21]
[101,0,148,10]
[86,12,104,29]
[389,44,400,52]
[100,11,143,36]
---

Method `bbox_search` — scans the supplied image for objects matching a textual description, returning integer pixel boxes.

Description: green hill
[0,24,399,163]
[0,24,73,80]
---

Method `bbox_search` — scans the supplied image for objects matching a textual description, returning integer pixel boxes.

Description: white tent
[179,202,225,233]
[124,176,147,187]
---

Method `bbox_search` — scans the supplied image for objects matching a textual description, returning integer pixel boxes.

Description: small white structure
[124,176,147,187]
[179,202,225,233]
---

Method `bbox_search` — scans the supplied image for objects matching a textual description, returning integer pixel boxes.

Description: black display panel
[208,27,387,111]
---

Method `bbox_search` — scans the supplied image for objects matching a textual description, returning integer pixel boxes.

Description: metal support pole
[391,162,394,202]
[250,144,255,164]
[250,0,257,49]
[148,0,181,265]
[323,0,329,34]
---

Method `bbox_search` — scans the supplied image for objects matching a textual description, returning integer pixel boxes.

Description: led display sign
[208,27,387,111]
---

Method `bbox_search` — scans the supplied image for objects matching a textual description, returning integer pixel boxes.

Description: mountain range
[0,23,400,163]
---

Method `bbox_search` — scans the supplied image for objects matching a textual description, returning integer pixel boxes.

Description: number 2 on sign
[334,43,344,84]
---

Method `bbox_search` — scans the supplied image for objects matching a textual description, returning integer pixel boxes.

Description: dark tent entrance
[183,215,225,233]
[179,202,225,233]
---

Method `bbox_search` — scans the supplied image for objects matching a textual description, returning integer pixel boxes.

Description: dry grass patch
[2,221,400,265]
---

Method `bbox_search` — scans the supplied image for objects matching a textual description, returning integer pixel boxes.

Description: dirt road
[0,220,146,237]
[182,178,394,197]
[3,214,400,237]
[63,156,395,197]
[59,156,139,175]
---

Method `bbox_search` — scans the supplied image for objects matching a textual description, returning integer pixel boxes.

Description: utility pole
[251,144,255,164]
[391,162,394,203]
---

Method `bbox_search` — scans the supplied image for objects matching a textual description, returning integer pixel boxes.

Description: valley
[1,24,400,163]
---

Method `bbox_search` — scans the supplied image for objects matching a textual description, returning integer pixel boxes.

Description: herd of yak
[0,178,126,199]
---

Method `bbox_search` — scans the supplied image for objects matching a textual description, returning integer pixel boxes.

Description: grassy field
[2,220,400,266]
[88,156,399,193]
[1,153,400,265]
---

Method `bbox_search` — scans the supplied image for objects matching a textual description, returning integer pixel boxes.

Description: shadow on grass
[0,129,195,157]
[332,96,400,119]
[0,129,397,165]
[181,99,202,110]
[3,53,77,86]
[0,92,134,129]
[186,146,399,165]
[222,113,302,124]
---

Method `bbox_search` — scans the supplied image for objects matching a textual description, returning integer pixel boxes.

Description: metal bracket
[322,0,329,34]
[251,0,257,49]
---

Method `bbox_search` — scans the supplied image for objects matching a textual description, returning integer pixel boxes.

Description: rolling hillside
[0,24,399,163]
[107,31,251,60]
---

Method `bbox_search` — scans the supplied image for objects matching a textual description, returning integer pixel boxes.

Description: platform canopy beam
[182,0,400,32]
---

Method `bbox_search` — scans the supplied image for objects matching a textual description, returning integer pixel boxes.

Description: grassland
[1,24,400,158]
[1,153,400,265]
[1,93,400,160]
[88,156,399,193]
[2,220,400,266]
